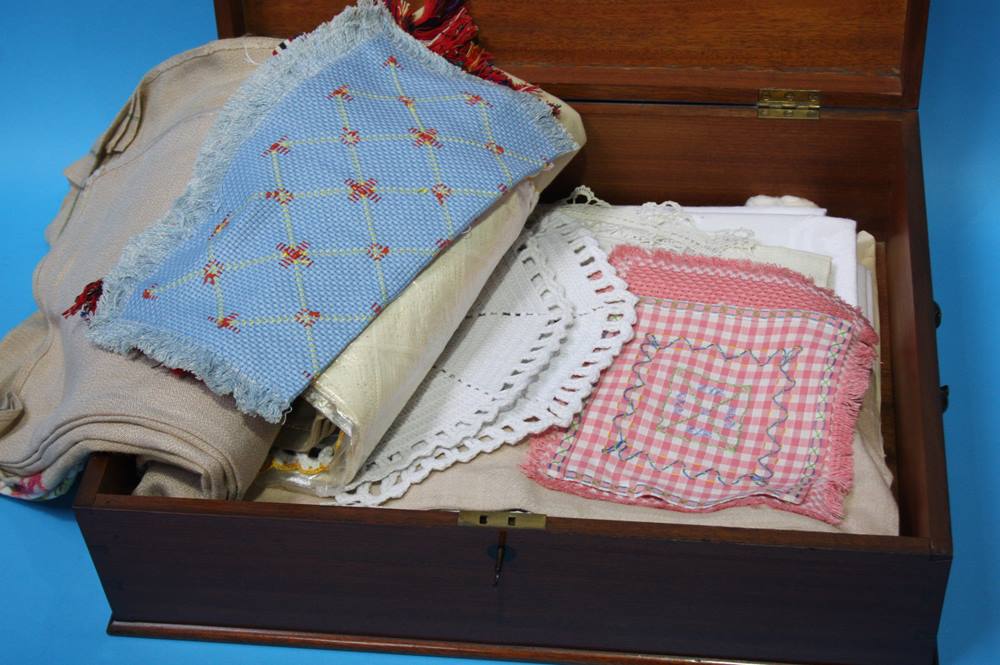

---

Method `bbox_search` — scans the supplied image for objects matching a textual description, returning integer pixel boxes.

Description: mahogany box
[74,2,951,663]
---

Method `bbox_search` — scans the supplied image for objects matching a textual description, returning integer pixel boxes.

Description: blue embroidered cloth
[89,2,576,422]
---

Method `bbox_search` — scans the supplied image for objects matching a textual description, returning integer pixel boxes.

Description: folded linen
[294,92,585,482]
[88,1,577,423]
[554,187,834,289]
[686,207,858,305]
[0,39,284,500]
[558,187,858,305]
[254,229,898,536]
[254,213,636,503]
[524,248,878,524]
[350,234,898,535]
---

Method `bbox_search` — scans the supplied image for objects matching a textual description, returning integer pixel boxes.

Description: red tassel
[383,1,540,94]
[62,279,104,320]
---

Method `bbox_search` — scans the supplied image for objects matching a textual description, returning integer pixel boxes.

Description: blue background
[0,1,996,662]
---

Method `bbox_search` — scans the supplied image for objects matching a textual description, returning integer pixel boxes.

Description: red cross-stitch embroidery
[327,85,353,101]
[436,238,452,250]
[209,312,240,333]
[142,285,158,300]
[383,55,400,68]
[409,127,442,148]
[398,95,415,108]
[294,308,322,328]
[202,260,224,285]
[484,141,504,155]
[265,188,295,205]
[276,241,314,268]
[462,93,492,108]
[345,178,381,203]
[431,183,452,205]
[339,127,361,145]
[367,243,390,261]
[371,302,383,315]
[262,135,291,156]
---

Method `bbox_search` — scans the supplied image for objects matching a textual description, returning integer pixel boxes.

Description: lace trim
[330,213,637,505]
[336,234,573,493]
[556,185,759,258]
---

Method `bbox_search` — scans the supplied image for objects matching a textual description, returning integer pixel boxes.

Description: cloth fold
[0,39,284,500]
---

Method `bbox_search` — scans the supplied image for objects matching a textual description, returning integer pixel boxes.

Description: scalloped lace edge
[330,214,637,505]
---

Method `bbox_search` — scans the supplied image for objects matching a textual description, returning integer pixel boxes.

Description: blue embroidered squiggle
[603,334,800,488]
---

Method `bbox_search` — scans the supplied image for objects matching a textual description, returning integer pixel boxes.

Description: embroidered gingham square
[525,247,878,524]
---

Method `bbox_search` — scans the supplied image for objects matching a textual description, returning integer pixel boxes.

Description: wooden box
[74,2,951,663]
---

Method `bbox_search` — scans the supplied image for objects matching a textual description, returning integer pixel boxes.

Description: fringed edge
[88,0,576,422]
[803,314,879,523]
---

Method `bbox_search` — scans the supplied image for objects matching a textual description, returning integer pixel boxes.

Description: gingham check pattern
[113,35,570,410]
[527,248,877,524]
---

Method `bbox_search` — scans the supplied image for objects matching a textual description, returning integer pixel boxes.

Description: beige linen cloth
[0,40,285,500]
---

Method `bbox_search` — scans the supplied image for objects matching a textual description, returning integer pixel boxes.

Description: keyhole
[487,532,516,587]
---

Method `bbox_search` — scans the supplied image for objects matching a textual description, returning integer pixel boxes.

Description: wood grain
[105,619,851,665]
[225,0,923,109]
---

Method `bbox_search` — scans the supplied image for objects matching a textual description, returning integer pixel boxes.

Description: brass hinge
[458,510,547,530]
[757,89,821,119]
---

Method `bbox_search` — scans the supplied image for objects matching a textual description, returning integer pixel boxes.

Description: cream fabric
[297,96,586,482]
[283,180,540,477]
[0,39,286,500]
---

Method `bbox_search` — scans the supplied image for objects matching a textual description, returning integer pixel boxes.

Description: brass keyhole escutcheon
[486,532,516,587]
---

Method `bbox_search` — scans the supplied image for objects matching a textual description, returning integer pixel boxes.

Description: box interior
[81,103,947,552]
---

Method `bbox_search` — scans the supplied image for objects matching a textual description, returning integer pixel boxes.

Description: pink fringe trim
[524,246,879,525]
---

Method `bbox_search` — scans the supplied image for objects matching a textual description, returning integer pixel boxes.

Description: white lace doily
[269,230,573,496]
[331,213,637,505]
[557,185,759,257]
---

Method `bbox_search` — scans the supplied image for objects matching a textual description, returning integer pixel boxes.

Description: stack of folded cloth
[254,188,897,536]
[0,0,582,500]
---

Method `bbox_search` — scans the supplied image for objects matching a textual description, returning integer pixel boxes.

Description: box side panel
[75,503,947,665]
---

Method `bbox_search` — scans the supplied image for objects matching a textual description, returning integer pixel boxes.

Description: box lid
[224,0,929,110]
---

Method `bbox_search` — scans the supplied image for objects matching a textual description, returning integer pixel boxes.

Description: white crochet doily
[331,213,637,505]
[269,230,573,496]
[557,185,759,257]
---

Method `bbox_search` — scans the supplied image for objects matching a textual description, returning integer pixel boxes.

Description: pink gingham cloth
[523,247,878,524]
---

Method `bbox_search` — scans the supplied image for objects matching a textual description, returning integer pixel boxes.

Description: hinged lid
[224,0,929,110]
